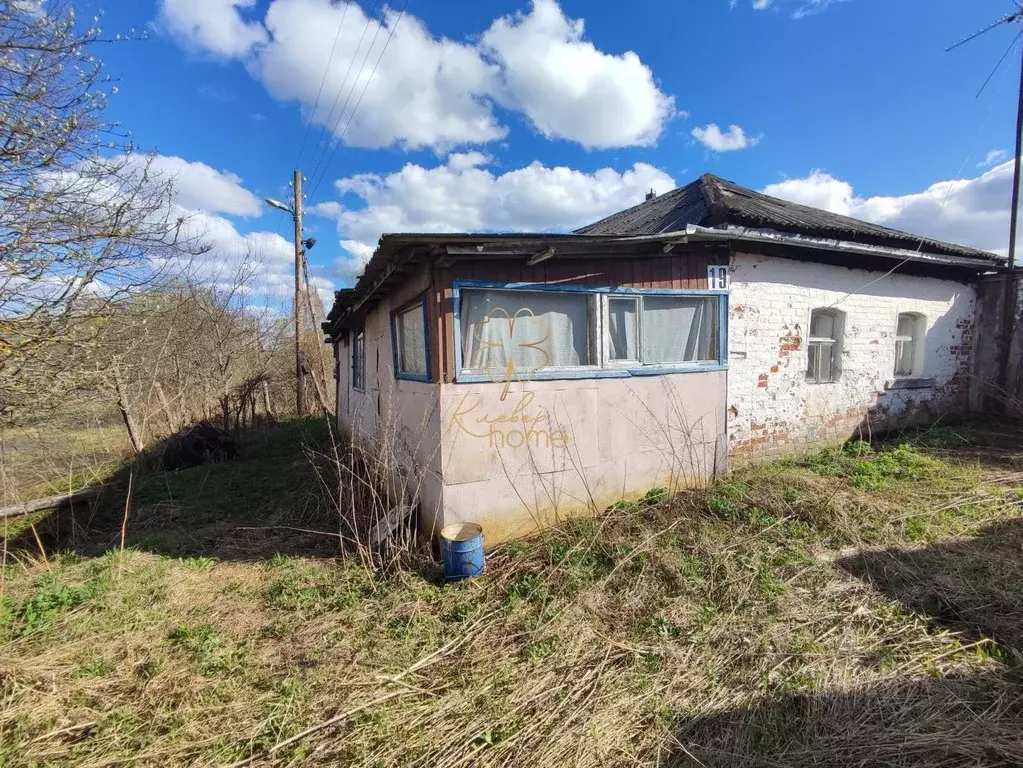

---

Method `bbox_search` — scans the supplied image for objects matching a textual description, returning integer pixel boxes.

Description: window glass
[353,329,365,390]
[462,289,591,373]
[640,296,717,364]
[608,297,639,361]
[395,302,428,376]
[895,313,921,377]
[807,309,841,383]
[810,311,835,340]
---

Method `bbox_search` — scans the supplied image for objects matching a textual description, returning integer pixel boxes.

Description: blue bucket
[440,522,485,581]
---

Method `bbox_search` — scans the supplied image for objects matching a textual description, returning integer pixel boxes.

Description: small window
[392,298,429,380]
[461,289,593,374]
[894,312,924,377]
[352,328,365,391]
[807,309,842,383]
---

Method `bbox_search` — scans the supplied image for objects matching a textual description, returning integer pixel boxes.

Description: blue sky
[74,0,1023,299]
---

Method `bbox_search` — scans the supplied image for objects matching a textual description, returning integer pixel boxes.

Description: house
[323,173,1003,543]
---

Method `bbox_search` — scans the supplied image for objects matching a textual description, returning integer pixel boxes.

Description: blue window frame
[391,295,431,382]
[452,279,728,383]
[352,328,365,391]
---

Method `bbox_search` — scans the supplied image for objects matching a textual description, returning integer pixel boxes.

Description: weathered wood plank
[0,485,108,519]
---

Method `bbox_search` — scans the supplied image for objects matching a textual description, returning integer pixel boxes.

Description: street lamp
[266,177,308,415]
[265,197,292,215]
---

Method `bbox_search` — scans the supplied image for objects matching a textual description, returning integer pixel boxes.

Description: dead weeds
[1,422,1022,766]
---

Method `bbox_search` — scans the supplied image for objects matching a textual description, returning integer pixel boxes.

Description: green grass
[1,421,1021,766]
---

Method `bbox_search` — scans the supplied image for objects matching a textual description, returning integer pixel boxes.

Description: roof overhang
[685,225,1004,271]
[322,227,1003,340]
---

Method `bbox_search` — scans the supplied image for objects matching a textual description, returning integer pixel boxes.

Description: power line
[303,0,383,190]
[293,0,352,171]
[826,30,1020,309]
[307,0,411,202]
[977,29,1022,99]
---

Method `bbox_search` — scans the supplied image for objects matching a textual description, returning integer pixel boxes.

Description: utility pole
[265,177,318,418]
[292,169,305,417]
[948,6,1023,397]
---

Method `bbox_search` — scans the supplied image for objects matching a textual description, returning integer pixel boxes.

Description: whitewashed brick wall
[727,251,976,456]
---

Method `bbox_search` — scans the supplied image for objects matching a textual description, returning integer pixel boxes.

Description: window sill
[395,373,431,383]
[455,363,727,383]
[885,377,936,391]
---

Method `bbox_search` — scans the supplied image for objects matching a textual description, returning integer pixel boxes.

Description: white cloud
[792,0,848,19]
[138,155,331,302]
[124,155,262,217]
[691,123,760,152]
[156,0,674,151]
[254,0,503,151]
[156,0,267,58]
[480,0,674,148]
[762,163,1019,255]
[310,160,675,278]
[737,0,849,18]
[978,149,1008,170]
[446,151,492,171]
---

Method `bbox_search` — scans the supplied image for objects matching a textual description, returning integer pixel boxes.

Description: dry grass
[1,420,1022,766]
[1,423,131,503]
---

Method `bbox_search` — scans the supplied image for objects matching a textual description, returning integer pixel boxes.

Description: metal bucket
[439,522,485,581]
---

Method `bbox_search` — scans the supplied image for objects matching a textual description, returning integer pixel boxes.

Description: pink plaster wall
[436,372,726,542]
[335,269,445,533]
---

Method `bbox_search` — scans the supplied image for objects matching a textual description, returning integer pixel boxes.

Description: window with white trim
[457,287,722,380]
[352,328,365,391]
[806,308,843,384]
[894,312,925,377]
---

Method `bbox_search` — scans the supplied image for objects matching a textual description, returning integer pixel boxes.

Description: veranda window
[460,289,593,376]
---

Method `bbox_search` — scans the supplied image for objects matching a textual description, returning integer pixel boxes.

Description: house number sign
[707,265,730,290]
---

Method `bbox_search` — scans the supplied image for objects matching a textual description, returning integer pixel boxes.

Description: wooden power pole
[293,168,305,417]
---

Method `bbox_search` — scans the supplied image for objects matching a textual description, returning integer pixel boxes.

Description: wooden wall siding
[444,252,718,290]
[430,250,721,382]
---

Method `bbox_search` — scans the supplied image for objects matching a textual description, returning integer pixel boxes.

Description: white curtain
[608,298,638,360]
[462,290,590,372]
[641,296,716,363]
[397,305,427,375]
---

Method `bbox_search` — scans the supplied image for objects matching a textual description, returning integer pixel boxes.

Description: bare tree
[0,2,202,412]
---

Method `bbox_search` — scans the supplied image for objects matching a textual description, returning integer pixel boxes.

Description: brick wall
[727,251,976,458]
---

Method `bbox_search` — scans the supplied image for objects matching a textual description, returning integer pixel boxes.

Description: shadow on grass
[837,517,1023,663]
[667,669,1023,767]
[5,417,346,562]
[667,518,1023,766]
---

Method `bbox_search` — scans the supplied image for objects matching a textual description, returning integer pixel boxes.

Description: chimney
[645,188,657,201]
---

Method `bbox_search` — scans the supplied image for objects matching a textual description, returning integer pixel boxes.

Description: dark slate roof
[577,173,1000,264]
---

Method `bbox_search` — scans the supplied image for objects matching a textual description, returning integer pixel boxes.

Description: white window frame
[894,312,925,378]
[806,308,842,384]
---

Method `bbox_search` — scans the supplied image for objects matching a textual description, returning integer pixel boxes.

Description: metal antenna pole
[293,169,306,417]
[1009,46,1023,271]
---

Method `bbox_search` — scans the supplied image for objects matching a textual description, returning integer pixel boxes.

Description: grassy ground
[1,420,1022,766]
[1,423,132,502]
